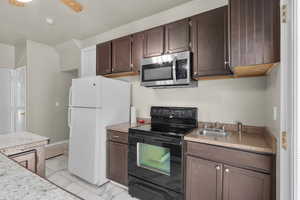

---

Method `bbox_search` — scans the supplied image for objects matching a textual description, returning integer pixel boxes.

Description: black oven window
[142,63,173,82]
[175,59,188,80]
[137,143,171,176]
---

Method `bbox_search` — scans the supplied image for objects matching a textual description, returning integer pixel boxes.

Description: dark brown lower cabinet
[223,165,271,200]
[107,130,128,186]
[185,142,273,200]
[186,156,222,200]
[9,150,37,174]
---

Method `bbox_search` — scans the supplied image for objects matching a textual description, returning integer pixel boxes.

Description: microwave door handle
[172,57,177,82]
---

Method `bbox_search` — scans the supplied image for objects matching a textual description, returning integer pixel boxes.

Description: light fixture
[16,0,32,3]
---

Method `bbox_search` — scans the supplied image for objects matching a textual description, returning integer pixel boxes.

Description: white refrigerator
[68,76,130,185]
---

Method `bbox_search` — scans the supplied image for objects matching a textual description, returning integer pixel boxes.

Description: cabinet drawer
[9,150,37,173]
[186,142,273,173]
[108,130,128,144]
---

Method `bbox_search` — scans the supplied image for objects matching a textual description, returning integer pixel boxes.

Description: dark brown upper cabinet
[223,165,271,200]
[143,26,164,58]
[112,36,132,73]
[96,42,112,75]
[229,0,280,75]
[191,6,231,78]
[132,32,144,72]
[186,156,222,200]
[165,19,190,54]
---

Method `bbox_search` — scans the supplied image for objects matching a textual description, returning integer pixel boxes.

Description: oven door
[128,133,183,193]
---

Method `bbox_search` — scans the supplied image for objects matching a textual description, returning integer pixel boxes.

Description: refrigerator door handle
[68,108,72,128]
[69,87,72,106]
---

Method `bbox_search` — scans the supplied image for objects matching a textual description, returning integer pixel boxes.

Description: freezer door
[68,107,100,184]
[71,77,101,108]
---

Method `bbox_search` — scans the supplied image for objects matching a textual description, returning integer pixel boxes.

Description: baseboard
[45,140,69,159]
[110,180,128,190]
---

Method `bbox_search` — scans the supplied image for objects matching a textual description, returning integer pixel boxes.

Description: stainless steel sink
[198,128,230,137]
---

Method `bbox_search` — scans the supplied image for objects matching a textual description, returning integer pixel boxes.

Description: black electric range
[128,106,198,200]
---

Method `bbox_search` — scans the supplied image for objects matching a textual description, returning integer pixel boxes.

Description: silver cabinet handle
[225,168,230,173]
[216,166,221,170]
[172,57,177,82]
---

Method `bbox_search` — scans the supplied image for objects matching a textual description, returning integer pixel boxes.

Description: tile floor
[45,154,139,200]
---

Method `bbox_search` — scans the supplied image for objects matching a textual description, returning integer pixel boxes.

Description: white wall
[266,66,281,137]
[118,76,267,126]
[26,40,76,143]
[265,66,281,199]
[56,39,81,71]
[0,43,15,68]
[82,0,227,48]
[15,41,27,68]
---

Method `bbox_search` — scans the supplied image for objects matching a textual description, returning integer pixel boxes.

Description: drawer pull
[113,135,120,138]
[216,166,220,170]
[225,168,230,173]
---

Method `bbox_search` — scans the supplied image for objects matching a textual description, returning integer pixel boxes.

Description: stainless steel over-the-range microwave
[140,51,193,87]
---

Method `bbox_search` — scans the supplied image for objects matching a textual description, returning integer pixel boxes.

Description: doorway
[14,66,26,132]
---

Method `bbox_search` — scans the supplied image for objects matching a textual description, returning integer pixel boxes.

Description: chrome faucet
[236,121,243,135]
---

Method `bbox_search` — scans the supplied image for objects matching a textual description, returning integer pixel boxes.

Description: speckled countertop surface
[106,120,150,133]
[184,128,276,154]
[0,153,80,200]
[0,132,49,150]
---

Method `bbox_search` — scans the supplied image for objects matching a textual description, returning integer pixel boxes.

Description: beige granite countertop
[184,128,276,154]
[0,153,80,200]
[0,132,49,150]
[106,120,150,133]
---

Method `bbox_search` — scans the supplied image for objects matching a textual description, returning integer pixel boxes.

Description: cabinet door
[165,19,190,54]
[191,6,231,77]
[81,46,96,77]
[109,141,128,186]
[230,0,280,67]
[132,32,144,72]
[10,150,37,173]
[186,156,222,200]
[96,42,112,75]
[112,36,132,73]
[143,26,164,57]
[223,165,271,200]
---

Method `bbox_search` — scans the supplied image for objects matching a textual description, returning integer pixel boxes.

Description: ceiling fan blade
[61,0,83,13]
[9,0,25,7]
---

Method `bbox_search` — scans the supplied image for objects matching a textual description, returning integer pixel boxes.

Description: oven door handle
[172,57,177,82]
[151,138,181,146]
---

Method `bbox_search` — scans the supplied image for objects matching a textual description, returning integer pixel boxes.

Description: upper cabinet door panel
[112,36,132,73]
[165,19,190,54]
[143,26,164,58]
[223,165,271,200]
[230,0,280,67]
[192,6,231,77]
[96,42,112,75]
[132,32,144,72]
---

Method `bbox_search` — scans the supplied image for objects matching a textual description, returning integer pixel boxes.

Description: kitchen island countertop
[0,152,81,200]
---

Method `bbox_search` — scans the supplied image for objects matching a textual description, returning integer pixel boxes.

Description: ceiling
[0,0,190,45]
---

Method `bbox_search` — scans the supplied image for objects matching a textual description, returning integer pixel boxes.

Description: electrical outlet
[282,131,288,150]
